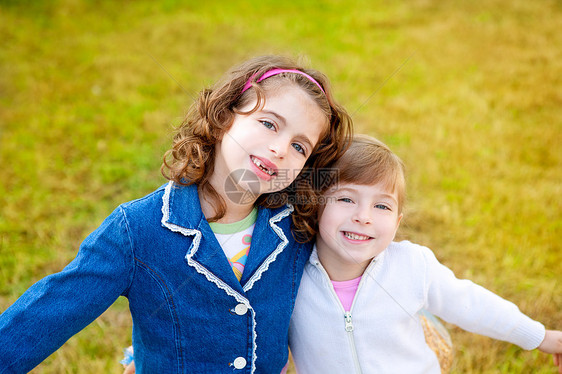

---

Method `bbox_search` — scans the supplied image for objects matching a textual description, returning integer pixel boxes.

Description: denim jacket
[0,182,312,373]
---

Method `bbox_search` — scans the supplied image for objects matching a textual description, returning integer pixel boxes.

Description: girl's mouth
[250,156,278,180]
[343,231,372,241]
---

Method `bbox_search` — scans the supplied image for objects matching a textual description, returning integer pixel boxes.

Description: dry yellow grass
[0,0,560,372]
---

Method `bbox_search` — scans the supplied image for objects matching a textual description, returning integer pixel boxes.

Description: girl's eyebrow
[330,186,358,194]
[332,187,398,202]
[261,110,286,124]
[378,193,399,204]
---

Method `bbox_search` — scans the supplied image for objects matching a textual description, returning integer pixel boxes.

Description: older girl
[0,55,352,374]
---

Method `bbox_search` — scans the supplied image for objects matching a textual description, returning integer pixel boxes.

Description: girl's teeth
[345,232,370,241]
[252,157,274,176]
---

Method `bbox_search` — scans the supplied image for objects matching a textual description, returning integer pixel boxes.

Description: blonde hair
[161,55,353,241]
[328,134,405,212]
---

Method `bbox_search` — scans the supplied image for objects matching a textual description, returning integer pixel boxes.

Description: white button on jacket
[234,303,248,315]
[233,357,247,369]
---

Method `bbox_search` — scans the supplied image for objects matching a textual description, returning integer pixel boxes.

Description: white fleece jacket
[289,240,545,374]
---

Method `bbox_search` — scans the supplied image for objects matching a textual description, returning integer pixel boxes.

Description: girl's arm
[420,246,546,350]
[420,245,562,371]
[538,330,562,373]
[0,206,134,373]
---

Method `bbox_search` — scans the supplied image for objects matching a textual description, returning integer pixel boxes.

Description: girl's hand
[123,362,135,374]
[537,330,562,373]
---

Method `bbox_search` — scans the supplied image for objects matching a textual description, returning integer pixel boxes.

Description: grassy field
[0,0,560,372]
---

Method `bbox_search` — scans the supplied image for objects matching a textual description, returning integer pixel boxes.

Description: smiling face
[316,182,403,281]
[211,83,327,205]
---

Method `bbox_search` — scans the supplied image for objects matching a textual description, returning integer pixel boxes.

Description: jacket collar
[160,181,294,292]
[308,244,387,279]
[161,181,203,230]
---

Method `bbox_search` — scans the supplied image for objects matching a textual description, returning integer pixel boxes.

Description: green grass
[1,0,560,373]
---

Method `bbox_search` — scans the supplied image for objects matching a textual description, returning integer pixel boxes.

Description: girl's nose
[269,139,289,158]
[352,206,372,224]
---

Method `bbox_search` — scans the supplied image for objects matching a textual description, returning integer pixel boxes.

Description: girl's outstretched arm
[0,207,134,373]
[538,330,562,373]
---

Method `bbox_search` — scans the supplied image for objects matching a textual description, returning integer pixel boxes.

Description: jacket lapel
[161,181,294,294]
[160,181,245,294]
[241,205,293,291]
[192,218,245,293]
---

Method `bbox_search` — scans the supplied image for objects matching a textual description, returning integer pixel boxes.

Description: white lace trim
[243,204,294,293]
[161,181,257,373]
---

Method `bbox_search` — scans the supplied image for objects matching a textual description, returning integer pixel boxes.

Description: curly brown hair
[162,55,353,242]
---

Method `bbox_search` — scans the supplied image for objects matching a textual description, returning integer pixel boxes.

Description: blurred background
[0,0,560,372]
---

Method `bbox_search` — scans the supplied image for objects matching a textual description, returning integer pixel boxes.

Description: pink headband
[241,68,325,94]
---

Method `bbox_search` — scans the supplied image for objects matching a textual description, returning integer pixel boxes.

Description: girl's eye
[338,197,353,203]
[261,120,275,130]
[292,143,306,155]
[375,204,391,211]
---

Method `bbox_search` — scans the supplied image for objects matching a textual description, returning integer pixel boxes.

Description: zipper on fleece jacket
[344,311,363,374]
[312,260,377,374]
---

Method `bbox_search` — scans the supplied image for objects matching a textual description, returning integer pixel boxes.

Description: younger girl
[0,55,352,373]
[289,135,562,373]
